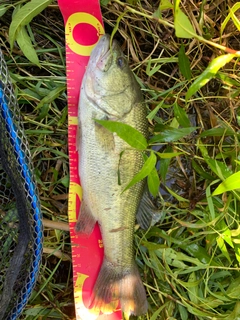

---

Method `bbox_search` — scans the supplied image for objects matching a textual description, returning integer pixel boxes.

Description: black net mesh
[0,48,43,320]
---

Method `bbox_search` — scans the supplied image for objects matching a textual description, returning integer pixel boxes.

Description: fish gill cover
[0,48,43,320]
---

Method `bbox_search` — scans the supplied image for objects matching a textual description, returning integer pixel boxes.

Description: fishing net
[0,48,43,320]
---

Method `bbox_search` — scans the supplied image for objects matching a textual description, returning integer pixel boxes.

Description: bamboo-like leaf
[147,167,160,197]
[230,7,240,32]
[199,127,235,137]
[9,0,52,49]
[220,2,240,35]
[191,159,214,180]
[160,0,173,10]
[149,127,196,144]
[123,152,157,192]
[174,0,197,38]
[204,158,232,181]
[36,86,66,110]
[186,54,236,100]
[156,152,183,158]
[216,237,231,263]
[178,44,191,80]
[0,4,10,17]
[147,101,164,120]
[173,103,191,127]
[213,171,240,195]
[95,119,148,150]
[36,85,66,120]
[217,220,234,248]
[206,183,215,220]
[16,26,39,66]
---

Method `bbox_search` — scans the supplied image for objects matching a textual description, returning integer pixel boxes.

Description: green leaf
[197,138,210,158]
[234,244,240,264]
[191,159,214,180]
[110,11,126,46]
[186,54,236,100]
[156,152,183,159]
[147,101,164,120]
[204,158,232,180]
[217,219,234,248]
[0,4,10,17]
[146,62,161,77]
[149,127,196,144]
[35,85,66,120]
[199,127,235,137]
[166,186,189,202]
[149,305,165,320]
[216,72,240,87]
[147,167,160,197]
[123,152,157,192]
[160,0,173,10]
[217,236,231,262]
[16,26,39,66]
[94,120,148,150]
[36,85,66,110]
[181,243,220,266]
[126,0,139,4]
[152,7,162,19]
[159,147,172,182]
[178,44,191,80]
[230,7,240,32]
[174,0,197,38]
[188,272,199,304]
[60,175,70,188]
[9,0,52,50]
[221,2,240,35]
[179,305,188,320]
[226,278,240,299]
[206,183,215,220]
[173,103,191,127]
[100,0,111,4]
[212,171,240,195]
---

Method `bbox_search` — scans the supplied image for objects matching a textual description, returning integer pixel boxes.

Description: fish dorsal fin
[136,190,160,230]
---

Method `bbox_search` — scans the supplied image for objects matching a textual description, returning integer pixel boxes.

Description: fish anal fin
[75,200,96,235]
[89,259,148,316]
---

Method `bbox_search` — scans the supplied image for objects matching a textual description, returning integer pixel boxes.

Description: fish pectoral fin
[136,190,161,230]
[75,200,96,235]
[94,121,115,151]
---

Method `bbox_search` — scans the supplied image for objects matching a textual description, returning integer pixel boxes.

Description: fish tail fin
[90,258,148,316]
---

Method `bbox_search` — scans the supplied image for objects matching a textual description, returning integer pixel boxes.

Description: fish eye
[117,57,125,69]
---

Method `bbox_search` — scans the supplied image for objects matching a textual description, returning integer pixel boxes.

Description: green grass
[1,0,240,319]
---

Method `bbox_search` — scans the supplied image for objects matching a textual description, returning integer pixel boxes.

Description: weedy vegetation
[0,0,240,319]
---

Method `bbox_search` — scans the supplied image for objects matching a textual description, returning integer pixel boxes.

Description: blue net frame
[0,48,43,319]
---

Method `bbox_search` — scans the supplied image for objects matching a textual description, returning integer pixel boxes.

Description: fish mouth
[96,35,120,71]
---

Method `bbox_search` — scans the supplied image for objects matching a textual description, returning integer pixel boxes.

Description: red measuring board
[58,1,122,319]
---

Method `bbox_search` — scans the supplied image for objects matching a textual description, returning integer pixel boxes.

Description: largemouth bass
[76,34,148,316]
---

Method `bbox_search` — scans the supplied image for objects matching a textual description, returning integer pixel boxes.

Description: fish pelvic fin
[75,200,96,235]
[89,258,148,316]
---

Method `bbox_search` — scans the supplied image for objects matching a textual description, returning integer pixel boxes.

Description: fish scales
[76,34,148,316]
